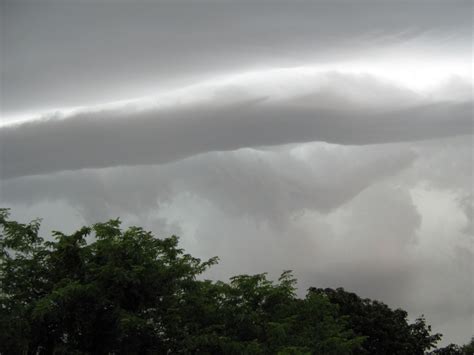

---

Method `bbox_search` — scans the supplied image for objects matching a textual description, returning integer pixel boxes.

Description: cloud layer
[2,137,472,345]
[1,69,471,179]
[2,0,471,115]
[1,0,472,347]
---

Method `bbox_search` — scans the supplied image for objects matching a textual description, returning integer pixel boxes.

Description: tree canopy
[0,209,470,354]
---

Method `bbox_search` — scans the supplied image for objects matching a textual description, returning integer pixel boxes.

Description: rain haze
[0,0,472,346]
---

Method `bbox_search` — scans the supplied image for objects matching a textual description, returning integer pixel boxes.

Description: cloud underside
[1,71,471,179]
[2,136,472,345]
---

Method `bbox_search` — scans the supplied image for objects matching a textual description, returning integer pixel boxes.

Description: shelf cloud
[1,69,471,179]
[1,0,472,346]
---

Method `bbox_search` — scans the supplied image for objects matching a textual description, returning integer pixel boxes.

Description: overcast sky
[1,0,473,346]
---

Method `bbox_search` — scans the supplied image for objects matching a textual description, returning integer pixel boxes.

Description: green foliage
[0,209,448,354]
[309,287,442,354]
[464,338,474,355]
[430,338,474,355]
[0,209,219,354]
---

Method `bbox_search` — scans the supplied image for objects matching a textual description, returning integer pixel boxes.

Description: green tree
[190,272,363,354]
[0,209,362,354]
[1,209,448,354]
[0,209,217,354]
[310,287,442,354]
[430,344,463,355]
[463,338,474,354]
[430,337,474,355]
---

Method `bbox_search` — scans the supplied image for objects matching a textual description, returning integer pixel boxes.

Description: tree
[192,272,363,354]
[0,209,220,353]
[430,344,463,355]
[0,209,360,354]
[430,338,474,355]
[1,209,445,354]
[309,287,442,354]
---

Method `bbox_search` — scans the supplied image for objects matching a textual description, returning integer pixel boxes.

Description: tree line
[0,209,472,354]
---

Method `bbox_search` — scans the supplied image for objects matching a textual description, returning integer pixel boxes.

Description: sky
[0,0,473,346]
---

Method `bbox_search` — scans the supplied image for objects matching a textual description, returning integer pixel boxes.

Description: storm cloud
[1,0,472,347]
[1,70,471,179]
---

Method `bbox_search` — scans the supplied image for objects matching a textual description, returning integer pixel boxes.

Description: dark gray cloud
[1,72,471,179]
[1,0,472,347]
[1,143,415,222]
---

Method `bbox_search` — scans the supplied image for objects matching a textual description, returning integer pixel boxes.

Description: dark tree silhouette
[309,287,442,354]
[0,209,458,354]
